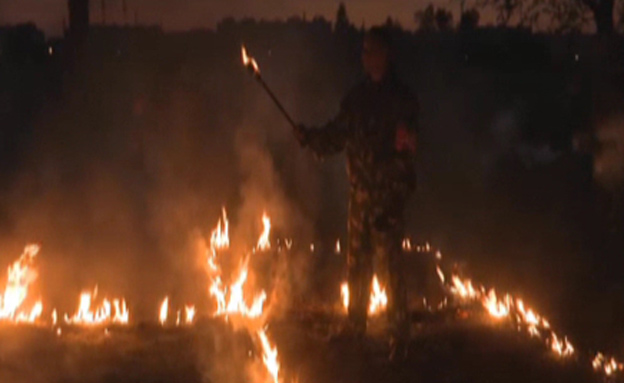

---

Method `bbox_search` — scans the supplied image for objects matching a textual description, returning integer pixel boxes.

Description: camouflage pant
[347,186,408,337]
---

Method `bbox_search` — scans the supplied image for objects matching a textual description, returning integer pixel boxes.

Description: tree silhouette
[478,0,616,34]
[542,0,591,33]
[414,4,440,31]
[577,0,614,34]
[335,2,350,32]
[435,8,455,30]
[460,8,481,30]
[477,0,541,28]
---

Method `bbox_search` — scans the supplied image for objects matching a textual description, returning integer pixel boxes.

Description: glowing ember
[64,289,129,326]
[256,213,271,251]
[0,244,42,323]
[159,296,169,325]
[241,45,261,75]
[335,239,341,254]
[258,329,280,383]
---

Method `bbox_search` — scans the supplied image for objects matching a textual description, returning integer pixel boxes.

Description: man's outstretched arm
[294,101,349,159]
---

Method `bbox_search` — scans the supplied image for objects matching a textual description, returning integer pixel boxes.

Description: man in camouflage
[294,27,418,353]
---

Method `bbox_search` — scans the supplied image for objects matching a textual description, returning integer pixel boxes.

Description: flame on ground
[340,282,349,311]
[211,208,230,251]
[205,209,282,383]
[208,209,269,320]
[159,296,169,325]
[64,288,129,326]
[185,305,196,324]
[258,329,280,383]
[437,267,575,359]
[210,260,267,319]
[208,208,230,273]
[256,213,271,252]
[0,244,43,323]
[340,274,388,316]
[402,238,412,251]
[593,353,624,376]
[368,275,388,315]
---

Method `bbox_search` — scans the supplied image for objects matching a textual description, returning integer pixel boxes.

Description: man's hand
[395,122,416,153]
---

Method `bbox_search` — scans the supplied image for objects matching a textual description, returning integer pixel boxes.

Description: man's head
[362,27,392,83]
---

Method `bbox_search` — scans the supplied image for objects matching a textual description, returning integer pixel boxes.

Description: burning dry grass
[0,244,42,324]
[1,213,623,382]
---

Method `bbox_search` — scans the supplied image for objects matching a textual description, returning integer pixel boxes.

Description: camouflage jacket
[300,74,418,206]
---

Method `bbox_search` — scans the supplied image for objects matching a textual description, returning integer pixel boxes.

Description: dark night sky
[0,0,462,37]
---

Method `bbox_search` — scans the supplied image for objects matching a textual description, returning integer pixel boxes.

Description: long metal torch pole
[253,74,298,130]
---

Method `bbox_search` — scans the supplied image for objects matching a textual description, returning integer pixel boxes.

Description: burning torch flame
[159,296,169,325]
[241,45,260,76]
